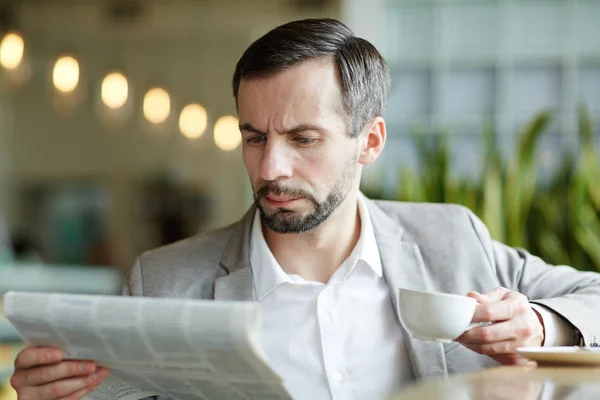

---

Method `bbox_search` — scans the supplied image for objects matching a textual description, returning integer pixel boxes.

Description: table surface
[391,365,600,400]
[3,345,600,400]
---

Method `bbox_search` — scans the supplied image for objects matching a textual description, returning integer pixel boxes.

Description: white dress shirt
[250,197,413,400]
[529,303,574,346]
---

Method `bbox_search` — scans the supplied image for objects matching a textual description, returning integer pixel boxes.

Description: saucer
[517,346,600,366]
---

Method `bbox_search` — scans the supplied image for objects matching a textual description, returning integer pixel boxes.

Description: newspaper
[2,291,293,400]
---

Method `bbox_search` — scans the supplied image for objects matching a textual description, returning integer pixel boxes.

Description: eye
[293,136,318,146]
[246,135,265,145]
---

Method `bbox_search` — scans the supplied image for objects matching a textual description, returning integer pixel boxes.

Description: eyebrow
[239,122,325,135]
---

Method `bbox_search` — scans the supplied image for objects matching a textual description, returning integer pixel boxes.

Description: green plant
[363,107,600,272]
[504,111,553,248]
[527,106,600,271]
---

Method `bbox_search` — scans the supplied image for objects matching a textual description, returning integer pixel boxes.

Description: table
[391,366,600,400]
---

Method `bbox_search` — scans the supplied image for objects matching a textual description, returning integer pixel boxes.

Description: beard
[253,154,357,234]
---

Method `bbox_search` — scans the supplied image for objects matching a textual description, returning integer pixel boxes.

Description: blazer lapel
[214,205,256,302]
[214,266,253,301]
[366,198,448,381]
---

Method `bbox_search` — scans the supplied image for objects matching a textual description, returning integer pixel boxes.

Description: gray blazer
[123,198,600,381]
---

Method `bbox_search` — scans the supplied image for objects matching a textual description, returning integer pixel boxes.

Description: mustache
[255,183,313,201]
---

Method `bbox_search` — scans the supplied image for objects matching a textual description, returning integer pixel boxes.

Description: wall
[345,0,600,196]
[1,0,340,270]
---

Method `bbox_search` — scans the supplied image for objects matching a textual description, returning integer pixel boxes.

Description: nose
[260,140,293,182]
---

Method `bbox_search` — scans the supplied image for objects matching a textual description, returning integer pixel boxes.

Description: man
[10,18,600,400]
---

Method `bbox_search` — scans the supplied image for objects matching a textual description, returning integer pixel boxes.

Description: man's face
[238,58,362,234]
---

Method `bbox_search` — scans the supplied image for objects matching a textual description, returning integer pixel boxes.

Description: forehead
[237,58,344,126]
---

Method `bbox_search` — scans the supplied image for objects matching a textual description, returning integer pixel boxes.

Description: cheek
[299,152,341,186]
[242,150,260,180]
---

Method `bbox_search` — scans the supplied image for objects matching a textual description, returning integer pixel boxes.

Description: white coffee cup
[398,288,481,343]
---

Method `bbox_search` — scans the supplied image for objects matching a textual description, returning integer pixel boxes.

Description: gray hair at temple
[231,18,391,138]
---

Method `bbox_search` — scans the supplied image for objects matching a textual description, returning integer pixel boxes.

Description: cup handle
[467,321,489,330]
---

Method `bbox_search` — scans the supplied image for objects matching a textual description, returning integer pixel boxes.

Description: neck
[262,191,362,284]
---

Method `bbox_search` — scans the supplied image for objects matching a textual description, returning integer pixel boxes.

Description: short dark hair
[232,18,391,138]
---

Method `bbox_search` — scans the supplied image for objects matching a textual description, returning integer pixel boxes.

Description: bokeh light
[143,88,171,124]
[214,115,241,151]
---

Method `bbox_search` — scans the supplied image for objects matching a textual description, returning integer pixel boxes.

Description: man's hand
[10,347,109,400]
[455,287,544,365]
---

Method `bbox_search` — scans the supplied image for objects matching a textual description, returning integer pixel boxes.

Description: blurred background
[0,0,600,395]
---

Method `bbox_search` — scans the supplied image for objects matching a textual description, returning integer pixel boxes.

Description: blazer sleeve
[120,261,171,400]
[121,257,144,297]
[466,208,600,346]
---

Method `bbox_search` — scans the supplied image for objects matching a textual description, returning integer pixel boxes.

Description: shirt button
[331,372,343,382]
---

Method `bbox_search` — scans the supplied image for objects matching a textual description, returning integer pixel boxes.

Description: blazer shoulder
[372,200,483,244]
[374,200,474,226]
[137,221,240,275]
[127,220,245,298]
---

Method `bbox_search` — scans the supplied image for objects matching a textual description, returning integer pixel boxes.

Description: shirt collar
[250,193,383,301]
[356,193,383,278]
[250,210,294,300]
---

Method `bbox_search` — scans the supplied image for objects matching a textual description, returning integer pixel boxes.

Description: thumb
[467,291,493,304]
[483,286,511,301]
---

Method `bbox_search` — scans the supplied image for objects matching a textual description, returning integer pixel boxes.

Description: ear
[358,116,386,166]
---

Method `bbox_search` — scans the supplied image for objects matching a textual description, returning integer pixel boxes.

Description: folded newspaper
[2,291,293,400]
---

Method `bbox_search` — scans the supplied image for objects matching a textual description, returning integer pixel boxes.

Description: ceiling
[4,0,338,43]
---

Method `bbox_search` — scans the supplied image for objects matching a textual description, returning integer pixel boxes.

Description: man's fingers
[460,339,522,358]
[56,373,108,400]
[460,288,543,366]
[460,336,537,365]
[467,291,492,304]
[467,286,512,304]
[36,367,109,400]
[472,301,511,322]
[480,287,511,302]
[491,353,534,366]
[14,348,63,369]
[472,293,528,323]
[12,361,97,387]
[456,320,520,344]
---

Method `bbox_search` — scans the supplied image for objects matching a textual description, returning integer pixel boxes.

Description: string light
[143,87,170,124]
[0,31,24,69]
[214,115,241,151]
[101,72,129,109]
[0,42,221,134]
[53,55,80,93]
[179,103,207,139]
